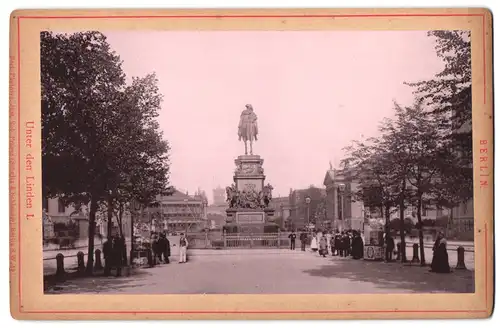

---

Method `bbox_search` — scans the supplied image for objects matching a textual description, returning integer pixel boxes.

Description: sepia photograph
[40,28,475,295]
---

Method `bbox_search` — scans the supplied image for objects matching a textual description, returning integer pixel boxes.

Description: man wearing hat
[179,233,189,263]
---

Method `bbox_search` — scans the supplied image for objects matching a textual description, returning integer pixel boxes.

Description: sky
[103,31,444,204]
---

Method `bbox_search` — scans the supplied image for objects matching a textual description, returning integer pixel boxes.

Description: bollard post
[77,251,85,274]
[455,246,467,270]
[55,253,65,279]
[411,243,420,263]
[94,249,103,270]
[396,242,401,261]
[223,231,227,249]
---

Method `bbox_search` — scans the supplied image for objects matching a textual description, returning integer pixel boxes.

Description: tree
[42,31,127,274]
[390,100,448,265]
[343,126,411,262]
[41,31,171,274]
[406,31,472,167]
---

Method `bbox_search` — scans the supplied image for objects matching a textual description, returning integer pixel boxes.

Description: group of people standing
[151,232,190,264]
[151,232,171,265]
[289,229,364,259]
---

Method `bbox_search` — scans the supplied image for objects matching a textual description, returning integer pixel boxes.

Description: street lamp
[305,196,311,230]
[338,183,346,232]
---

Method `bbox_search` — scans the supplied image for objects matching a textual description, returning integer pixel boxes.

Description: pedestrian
[179,233,189,263]
[430,231,451,273]
[385,234,395,262]
[325,230,332,255]
[330,234,336,256]
[319,235,328,257]
[111,235,124,277]
[341,232,349,257]
[334,232,341,256]
[351,231,364,259]
[299,230,307,251]
[151,233,160,265]
[288,230,297,250]
[310,232,318,252]
[161,233,171,264]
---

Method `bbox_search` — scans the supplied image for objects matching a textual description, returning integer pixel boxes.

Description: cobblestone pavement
[45,249,474,294]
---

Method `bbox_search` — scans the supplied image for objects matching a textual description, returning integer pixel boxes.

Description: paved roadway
[46,249,474,294]
[44,238,475,276]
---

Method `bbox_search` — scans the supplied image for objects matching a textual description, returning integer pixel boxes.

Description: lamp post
[305,196,311,230]
[338,183,346,232]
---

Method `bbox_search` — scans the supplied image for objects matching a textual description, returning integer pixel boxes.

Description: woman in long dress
[430,231,451,273]
[319,236,328,257]
[310,232,318,252]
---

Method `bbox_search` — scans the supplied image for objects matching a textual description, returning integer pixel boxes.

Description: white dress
[310,236,318,250]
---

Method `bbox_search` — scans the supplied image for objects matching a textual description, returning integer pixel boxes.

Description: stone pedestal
[225,154,276,233]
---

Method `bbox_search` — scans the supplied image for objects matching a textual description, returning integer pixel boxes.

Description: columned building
[148,189,208,233]
[323,167,364,232]
[323,165,473,240]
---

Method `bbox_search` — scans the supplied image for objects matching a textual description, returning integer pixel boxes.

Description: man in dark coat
[159,233,171,264]
[385,234,395,262]
[288,231,297,250]
[341,232,350,257]
[299,230,307,251]
[334,233,342,256]
[151,233,160,265]
[112,235,125,277]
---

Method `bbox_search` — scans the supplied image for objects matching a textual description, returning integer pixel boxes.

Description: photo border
[8,8,493,320]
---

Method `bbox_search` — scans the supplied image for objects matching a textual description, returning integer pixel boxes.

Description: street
[43,237,475,276]
[46,249,474,294]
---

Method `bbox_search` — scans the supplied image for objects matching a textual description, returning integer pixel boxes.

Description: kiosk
[363,219,385,261]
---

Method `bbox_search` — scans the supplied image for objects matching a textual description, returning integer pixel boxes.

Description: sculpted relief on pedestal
[235,163,264,176]
[226,182,274,210]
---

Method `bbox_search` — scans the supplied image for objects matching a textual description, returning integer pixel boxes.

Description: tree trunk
[107,196,113,239]
[384,204,390,236]
[398,181,407,262]
[416,193,426,265]
[117,204,124,237]
[117,204,127,265]
[85,197,98,275]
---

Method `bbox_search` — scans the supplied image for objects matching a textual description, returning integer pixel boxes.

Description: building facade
[322,166,473,240]
[287,186,326,230]
[146,189,208,233]
[212,186,226,206]
[42,197,90,240]
[323,168,364,232]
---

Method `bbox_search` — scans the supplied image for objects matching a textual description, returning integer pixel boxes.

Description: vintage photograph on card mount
[10,8,493,319]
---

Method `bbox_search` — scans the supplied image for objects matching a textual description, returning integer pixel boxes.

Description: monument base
[225,208,277,233]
